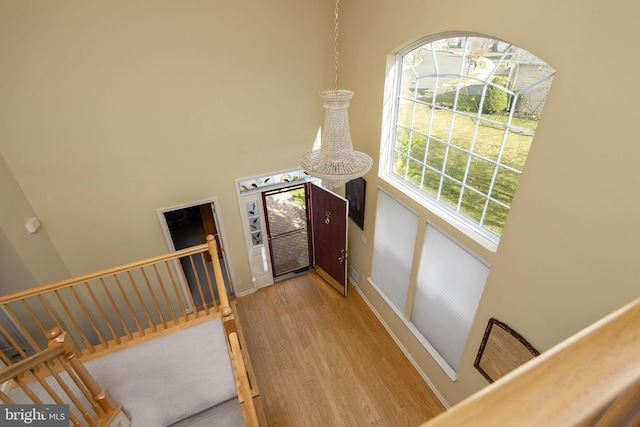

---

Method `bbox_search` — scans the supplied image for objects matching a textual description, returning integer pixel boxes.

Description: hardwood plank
[236,273,445,426]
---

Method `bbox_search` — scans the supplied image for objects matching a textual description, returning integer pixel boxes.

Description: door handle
[338,250,348,264]
[325,211,332,225]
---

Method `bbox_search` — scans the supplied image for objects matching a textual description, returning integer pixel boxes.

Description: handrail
[0,236,227,363]
[47,326,120,416]
[228,332,259,427]
[0,346,62,383]
[0,235,263,426]
[421,296,640,427]
[0,244,209,304]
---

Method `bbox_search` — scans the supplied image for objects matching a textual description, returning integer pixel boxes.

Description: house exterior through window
[382,34,555,242]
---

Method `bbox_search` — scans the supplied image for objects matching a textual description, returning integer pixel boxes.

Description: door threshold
[274,267,314,283]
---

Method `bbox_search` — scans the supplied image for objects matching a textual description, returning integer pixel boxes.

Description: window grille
[385,35,555,241]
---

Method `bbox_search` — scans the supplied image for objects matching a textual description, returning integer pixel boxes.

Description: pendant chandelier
[300,0,372,188]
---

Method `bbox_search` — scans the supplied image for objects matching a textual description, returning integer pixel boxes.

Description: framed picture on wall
[346,177,366,230]
[474,318,539,383]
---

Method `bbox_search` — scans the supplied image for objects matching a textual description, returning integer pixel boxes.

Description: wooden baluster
[14,375,44,404]
[140,267,167,329]
[199,252,216,314]
[47,328,118,417]
[126,270,156,333]
[13,367,83,427]
[99,278,132,340]
[56,355,105,418]
[5,349,90,427]
[20,299,49,343]
[0,322,28,359]
[70,287,107,349]
[164,260,188,320]
[83,282,120,345]
[28,367,84,427]
[0,349,11,366]
[44,359,95,425]
[4,303,41,352]
[68,412,82,427]
[53,290,94,353]
[13,377,42,405]
[0,390,14,404]
[37,295,63,329]
[15,376,69,424]
[31,367,66,405]
[177,257,199,320]
[188,254,207,314]
[152,264,178,325]
[113,275,144,337]
[197,253,211,315]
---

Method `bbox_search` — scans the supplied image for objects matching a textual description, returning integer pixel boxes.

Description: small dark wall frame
[346,178,366,230]
[474,318,539,383]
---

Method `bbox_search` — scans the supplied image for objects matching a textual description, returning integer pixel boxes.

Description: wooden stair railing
[421,296,640,427]
[0,325,129,427]
[0,235,230,364]
[228,332,259,427]
[229,301,260,398]
[0,235,263,426]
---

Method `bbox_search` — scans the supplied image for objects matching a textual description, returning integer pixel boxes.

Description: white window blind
[371,190,418,313]
[410,223,490,372]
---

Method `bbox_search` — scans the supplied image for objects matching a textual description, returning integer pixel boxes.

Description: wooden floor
[235,273,445,427]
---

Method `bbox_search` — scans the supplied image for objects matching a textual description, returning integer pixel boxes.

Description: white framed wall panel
[410,222,490,375]
[371,189,419,313]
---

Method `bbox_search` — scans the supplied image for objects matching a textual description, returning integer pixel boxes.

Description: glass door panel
[263,184,311,277]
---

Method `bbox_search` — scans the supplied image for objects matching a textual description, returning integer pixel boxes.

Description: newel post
[206,235,237,337]
[206,235,232,317]
[47,327,118,414]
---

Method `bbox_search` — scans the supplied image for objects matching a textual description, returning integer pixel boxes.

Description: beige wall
[1,153,70,347]
[340,0,640,405]
[0,153,69,288]
[0,0,333,294]
[2,0,640,409]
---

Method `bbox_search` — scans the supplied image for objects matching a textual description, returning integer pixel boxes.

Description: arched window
[383,34,555,241]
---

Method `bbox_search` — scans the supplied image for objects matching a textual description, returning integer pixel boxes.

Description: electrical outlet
[349,266,358,284]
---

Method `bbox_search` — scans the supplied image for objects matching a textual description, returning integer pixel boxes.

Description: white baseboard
[350,278,450,409]
[235,288,257,298]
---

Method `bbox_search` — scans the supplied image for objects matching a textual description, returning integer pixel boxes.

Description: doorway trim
[156,197,236,305]
[235,168,316,292]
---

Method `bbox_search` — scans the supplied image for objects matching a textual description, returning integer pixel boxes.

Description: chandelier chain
[300,0,373,188]
[334,0,340,91]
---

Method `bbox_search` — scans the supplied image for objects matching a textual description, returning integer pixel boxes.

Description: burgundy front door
[309,182,348,296]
